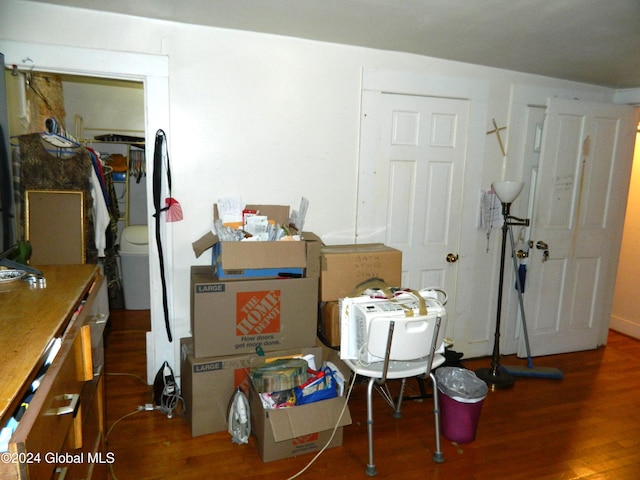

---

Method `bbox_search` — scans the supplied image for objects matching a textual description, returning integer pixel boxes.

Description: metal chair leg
[430,372,444,463]
[366,377,377,476]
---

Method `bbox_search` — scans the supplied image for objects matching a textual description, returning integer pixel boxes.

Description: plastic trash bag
[436,367,488,403]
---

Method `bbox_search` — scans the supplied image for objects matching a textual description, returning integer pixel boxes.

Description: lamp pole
[476,182,529,389]
[476,201,515,388]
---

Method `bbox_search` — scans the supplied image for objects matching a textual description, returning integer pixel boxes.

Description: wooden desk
[0,265,109,480]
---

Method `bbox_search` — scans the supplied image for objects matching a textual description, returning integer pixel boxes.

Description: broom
[501,224,563,379]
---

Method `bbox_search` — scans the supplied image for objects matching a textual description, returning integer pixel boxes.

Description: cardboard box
[215,265,305,281]
[248,374,352,463]
[191,205,322,280]
[191,266,318,358]
[320,244,402,301]
[319,301,341,348]
[302,232,322,279]
[180,338,323,437]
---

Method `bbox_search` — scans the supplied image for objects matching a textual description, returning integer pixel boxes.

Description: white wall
[62,77,144,138]
[1,0,624,379]
[611,131,640,339]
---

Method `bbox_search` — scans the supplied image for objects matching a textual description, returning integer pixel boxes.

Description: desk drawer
[58,376,107,480]
[10,329,87,480]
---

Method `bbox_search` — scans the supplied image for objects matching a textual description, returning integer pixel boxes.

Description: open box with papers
[192,205,322,280]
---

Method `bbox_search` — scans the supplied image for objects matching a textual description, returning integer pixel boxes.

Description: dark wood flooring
[104,309,640,479]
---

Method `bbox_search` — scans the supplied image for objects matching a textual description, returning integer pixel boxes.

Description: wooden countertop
[0,264,99,421]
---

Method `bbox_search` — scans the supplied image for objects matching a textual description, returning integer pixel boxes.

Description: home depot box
[180,338,323,437]
[191,266,318,358]
[320,244,402,301]
[191,204,322,280]
[248,374,352,463]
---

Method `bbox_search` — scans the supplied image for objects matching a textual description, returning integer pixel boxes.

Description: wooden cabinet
[0,265,109,480]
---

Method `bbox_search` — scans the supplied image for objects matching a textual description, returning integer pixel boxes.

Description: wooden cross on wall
[487,118,507,157]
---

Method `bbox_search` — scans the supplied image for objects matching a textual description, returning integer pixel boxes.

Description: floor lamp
[476,181,529,389]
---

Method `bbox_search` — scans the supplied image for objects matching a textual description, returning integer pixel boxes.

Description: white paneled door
[522,98,637,356]
[356,93,469,337]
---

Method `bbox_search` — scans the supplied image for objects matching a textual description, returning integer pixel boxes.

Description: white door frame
[357,69,492,356]
[0,40,171,383]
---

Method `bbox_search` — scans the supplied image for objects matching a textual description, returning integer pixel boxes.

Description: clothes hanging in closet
[14,134,125,307]
[88,147,124,309]
[18,133,98,263]
[101,166,124,309]
[86,148,110,257]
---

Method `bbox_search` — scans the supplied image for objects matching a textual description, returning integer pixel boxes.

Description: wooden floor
[104,309,640,480]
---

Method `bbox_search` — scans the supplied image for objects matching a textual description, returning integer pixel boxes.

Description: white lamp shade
[492,181,524,203]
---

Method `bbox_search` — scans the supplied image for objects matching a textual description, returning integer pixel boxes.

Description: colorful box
[190,266,318,358]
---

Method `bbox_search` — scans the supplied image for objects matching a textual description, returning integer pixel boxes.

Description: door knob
[535,240,549,250]
[446,253,459,263]
[535,241,549,262]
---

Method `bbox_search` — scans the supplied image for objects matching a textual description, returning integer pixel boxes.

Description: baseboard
[610,314,640,340]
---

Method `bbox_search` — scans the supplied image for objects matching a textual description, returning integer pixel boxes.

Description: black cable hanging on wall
[152,129,172,342]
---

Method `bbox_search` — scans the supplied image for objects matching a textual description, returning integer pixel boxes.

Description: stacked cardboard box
[183,205,350,462]
[318,243,403,347]
[192,204,321,280]
[190,266,318,358]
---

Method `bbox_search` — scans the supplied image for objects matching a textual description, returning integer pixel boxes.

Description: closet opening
[2,68,146,311]
[1,40,170,383]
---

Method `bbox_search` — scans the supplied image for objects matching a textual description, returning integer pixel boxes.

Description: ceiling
[31,0,640,89]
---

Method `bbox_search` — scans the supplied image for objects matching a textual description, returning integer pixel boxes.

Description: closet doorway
[1,40,171,384]
[61,74,148,312]
[3,70,146,306]
[61,73,147,235]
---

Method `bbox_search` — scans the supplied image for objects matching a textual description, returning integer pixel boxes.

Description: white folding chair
[343,312,446,476]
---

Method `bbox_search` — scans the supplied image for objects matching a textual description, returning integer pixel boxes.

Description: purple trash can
[436,367,488,444]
